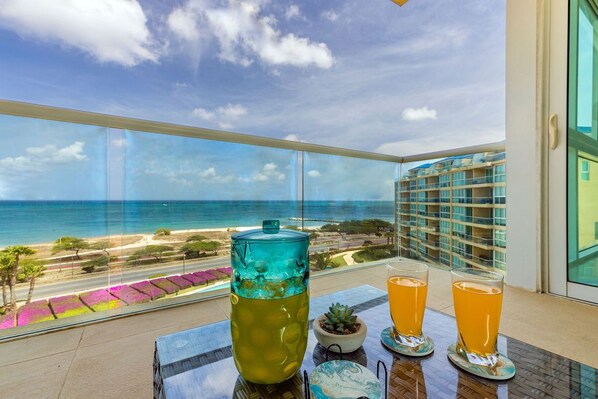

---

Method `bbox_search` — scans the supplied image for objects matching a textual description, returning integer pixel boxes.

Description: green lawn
[352,245,397,263]
[331,255,348,267]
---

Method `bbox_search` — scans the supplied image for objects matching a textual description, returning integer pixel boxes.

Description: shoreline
[5,224,326,256]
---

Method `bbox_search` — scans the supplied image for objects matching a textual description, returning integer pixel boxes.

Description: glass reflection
[389,357,427,399]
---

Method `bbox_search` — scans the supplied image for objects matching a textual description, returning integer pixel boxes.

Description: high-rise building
[396,151,506,272]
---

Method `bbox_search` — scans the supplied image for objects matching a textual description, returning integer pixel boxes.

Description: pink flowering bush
[206,269,229,280]
[17,300,55,326]
[109,285,151,305]
[130,281,166,300]
[80,289,125,312]
[193,271,216,283]
[217,267,232,276]
[49,294,92,319]
[167,275,192,290]
[180,273,207,286]
[0,312,16,330]
[150,277,180,294]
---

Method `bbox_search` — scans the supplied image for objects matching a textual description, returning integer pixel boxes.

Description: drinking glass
[451,268,504,368]
[386,260,429,347]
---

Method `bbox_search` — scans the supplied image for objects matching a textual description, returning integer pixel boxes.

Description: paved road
[15,237,388,301]
[15,257,230,301]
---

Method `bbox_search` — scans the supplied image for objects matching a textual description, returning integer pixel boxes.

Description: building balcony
[1,1,598,396]
[3,264,596,398]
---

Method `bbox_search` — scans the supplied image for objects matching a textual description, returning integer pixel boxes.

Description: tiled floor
[1,265,598,398]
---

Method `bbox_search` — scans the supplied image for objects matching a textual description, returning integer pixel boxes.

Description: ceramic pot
[313,315,367,353]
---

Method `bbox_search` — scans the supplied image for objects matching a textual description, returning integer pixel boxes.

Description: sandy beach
[22,225,265,261]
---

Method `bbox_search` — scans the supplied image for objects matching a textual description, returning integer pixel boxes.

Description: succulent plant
[323,302,359,334]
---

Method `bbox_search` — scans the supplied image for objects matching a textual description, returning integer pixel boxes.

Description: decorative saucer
[380,327,434,357]
[447,343,516,381]
[309,360,382,399]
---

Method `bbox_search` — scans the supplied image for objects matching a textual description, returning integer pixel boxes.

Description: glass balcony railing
[452,215,495,225]
[452,232,494,246]
[452,197,496,205]
[0,101,506,339]
[0,109,400,338]
[453,175,496,186]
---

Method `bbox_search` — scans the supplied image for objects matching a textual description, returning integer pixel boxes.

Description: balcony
[452,175,497,187]
[2,264,596,397]
[1,0,597,397]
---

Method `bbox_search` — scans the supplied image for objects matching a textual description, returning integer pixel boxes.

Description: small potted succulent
[313,302,367,353]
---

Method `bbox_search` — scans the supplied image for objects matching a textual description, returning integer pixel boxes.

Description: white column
[505,0,543,291]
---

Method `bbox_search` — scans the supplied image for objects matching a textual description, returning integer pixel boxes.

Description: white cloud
[168,0,334,69]
[168,7,200,42]
[401,106,438,121]
[321,10,338,22]
[192,103,247,129]
[198,167,235,183]
[262,163,276,172]
[0,141,87,174]
[111,138,125,148]
[283,134,307,143]
[192,107,216,121]
[241,162,285,182]
[285,5,302,20]
[218,122,234,130]
[307,169,321,177]
[145,164,236,186]
[217,104,248,120]
[0,0,159,66]
[199,167,216,178]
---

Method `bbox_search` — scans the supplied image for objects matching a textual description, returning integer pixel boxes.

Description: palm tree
[384,231,395,245]
[3,246,36,310]
[311,252,335,271]
[20,259,46,304]
[0,252,15,309]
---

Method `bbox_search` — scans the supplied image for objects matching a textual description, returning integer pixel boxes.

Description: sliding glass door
[548,0,598,302]
[568,0,598,298]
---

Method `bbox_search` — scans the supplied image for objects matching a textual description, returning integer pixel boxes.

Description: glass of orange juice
[385,260,431,351]
[451,268,503,367]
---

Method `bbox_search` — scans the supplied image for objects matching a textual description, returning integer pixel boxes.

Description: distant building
[396,151,506,271]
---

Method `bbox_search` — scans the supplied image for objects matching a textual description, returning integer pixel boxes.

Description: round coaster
[380,327,434,357]
[447,343,516,381]
[309,360,382,399]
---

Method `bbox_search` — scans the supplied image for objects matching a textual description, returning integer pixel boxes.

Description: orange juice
[387,276,428,336]
[452,281,503,356]
[230,290,309,384]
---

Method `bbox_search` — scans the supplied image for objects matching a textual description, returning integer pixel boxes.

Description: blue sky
[0,0,505,200]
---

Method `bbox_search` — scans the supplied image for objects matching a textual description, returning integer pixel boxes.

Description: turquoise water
[0,201,393,246]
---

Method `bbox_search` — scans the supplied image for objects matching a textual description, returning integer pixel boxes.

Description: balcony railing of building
[452,232,495,246]
[0,100,505,340]
[452,175,498,186]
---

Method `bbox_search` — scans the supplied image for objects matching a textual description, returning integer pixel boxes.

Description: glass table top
[154,285,598,399]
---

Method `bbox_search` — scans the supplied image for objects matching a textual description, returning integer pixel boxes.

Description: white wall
[505,0,542,290]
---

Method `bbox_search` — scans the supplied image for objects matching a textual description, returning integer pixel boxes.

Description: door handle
[549,113,559,150]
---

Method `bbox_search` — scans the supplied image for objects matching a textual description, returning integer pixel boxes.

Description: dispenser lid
[231,220,308,243]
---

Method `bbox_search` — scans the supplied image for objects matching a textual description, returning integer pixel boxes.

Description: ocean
[0,201,394,246]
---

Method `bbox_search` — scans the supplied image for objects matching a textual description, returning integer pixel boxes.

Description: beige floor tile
[3,264,598,397]
[213,296,232,318]
[59,324,183,399]
[0,328,82,367]
[0,350,75,399]
[79,299,228,348]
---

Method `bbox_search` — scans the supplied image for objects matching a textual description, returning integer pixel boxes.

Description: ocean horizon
[0,200,394,246]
